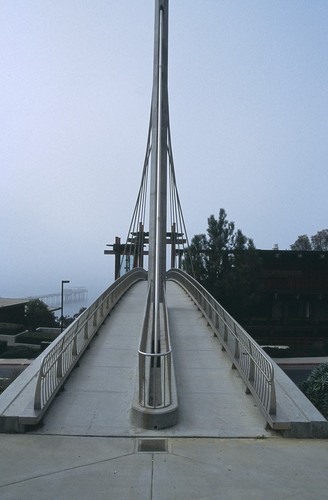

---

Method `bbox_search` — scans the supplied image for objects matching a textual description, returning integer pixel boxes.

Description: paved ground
[0,434,327,499]
[0,281,327,499]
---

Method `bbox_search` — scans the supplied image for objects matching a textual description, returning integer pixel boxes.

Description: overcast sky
[1,0,328,300]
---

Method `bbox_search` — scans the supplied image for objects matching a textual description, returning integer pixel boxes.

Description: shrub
[0,323,25,335]
[18,330,59,345]
[300,363,328,419]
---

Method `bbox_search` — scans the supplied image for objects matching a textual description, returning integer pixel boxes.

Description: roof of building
[0,299,29,308]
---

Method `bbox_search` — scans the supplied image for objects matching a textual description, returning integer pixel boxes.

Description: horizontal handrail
[167,268,276,416]
[34,268,147,411]
[138,349,171,357]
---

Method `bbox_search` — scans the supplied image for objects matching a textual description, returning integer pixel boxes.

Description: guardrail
[137,284,173,409]
[34,268,147,411]
[167,269,276,416]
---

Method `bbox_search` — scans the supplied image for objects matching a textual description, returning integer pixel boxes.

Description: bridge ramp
[36,281,148,436]
[36,281,272,438]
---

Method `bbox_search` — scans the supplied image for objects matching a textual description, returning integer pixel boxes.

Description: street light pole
[61,280,70,332]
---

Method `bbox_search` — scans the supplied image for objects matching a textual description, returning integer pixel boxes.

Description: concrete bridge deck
[35,280,271,438]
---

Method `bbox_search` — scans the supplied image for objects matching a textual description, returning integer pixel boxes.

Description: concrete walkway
[0,434,327,499]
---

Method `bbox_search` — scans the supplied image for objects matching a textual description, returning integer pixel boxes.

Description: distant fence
[167,269,276,417]
[29,287,88,307]
[34,269,147,411]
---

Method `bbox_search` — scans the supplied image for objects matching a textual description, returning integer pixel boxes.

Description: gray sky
[2,0,328,299]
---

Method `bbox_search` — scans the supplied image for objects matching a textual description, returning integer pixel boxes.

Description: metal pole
[148,0,169,352]
[154,5,164,352]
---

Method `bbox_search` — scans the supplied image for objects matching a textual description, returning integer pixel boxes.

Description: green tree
[290,234,312,251]
[300,363,328,419]
[61,307,87,329]
[25,299,58,331]
[311,229,328,251]
[184,208,260,320]
[291,229,328,251]
[186,233,208,283]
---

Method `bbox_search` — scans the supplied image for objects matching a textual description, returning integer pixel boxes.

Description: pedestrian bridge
[0,269,326,438]
[1,0,327,440]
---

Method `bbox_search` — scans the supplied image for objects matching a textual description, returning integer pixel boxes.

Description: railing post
[139,352,143,405]
[34,363,44,410]
[72,334,78,357]
[56,338,65,378]
[269,370,277,415]
[57,353,63,378]
[233,324,240,362]
[223,312,228,343]
[248,340,255,383]
[84,322,89,340]
[93,309,98,328]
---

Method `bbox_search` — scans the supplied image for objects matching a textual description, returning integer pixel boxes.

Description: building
[0,299,29,326]
[244,250,328,345]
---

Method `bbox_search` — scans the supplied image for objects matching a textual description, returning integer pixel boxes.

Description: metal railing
[137,283,173,409]
[34,268,147,411]
[167,269,276,416]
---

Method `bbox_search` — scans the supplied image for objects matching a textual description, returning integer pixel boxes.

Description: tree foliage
[312,229,328,251]
[291,229,328,251]
[184,209,261,320]
[25,299,58,330]
[290,234,312,251]
[300,363,328,419]
[62,307,87,329]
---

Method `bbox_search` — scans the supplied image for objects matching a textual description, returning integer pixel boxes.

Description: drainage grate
[137,439,168,453]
